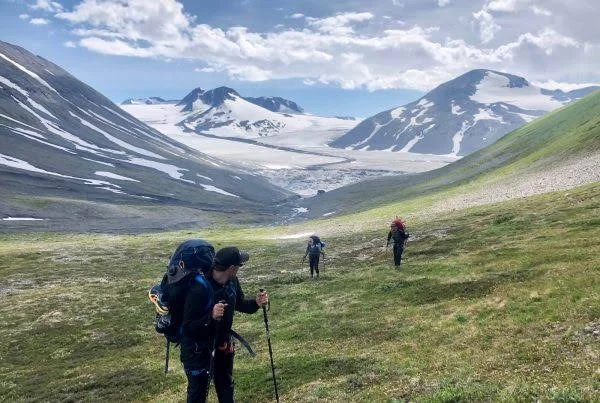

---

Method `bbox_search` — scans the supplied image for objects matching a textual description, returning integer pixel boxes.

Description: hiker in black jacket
[180,246,268,403]
[386,219,409,269]
[302,236,325,279]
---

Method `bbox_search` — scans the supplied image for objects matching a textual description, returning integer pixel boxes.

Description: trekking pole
[259,288,280,403]
[164,340,170,375]
[206,300,226,401]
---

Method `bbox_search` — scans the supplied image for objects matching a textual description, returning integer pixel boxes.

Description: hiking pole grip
[259,289,279,403]
[259,288,270,311]
[216,300,227,321]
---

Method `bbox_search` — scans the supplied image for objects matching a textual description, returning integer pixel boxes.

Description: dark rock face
[244,96,304,113]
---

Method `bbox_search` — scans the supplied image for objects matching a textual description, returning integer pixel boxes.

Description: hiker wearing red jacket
[386,219,409,269]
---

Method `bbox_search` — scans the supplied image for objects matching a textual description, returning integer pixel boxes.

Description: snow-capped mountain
[178,87,290,136]
[121,96,175,105]
[124,86,357,139]
[0,40,292,223]
[330,69,599,156]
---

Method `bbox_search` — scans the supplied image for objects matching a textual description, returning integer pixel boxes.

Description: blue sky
[1,0,598,117]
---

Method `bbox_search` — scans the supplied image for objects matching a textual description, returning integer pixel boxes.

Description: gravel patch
[426,153,600,215]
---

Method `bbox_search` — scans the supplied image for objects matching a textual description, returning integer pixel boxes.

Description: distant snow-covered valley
[121,103,457,196]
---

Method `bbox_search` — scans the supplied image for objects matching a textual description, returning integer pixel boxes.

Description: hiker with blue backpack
[181,246,268,402]
[302,235,326,279]
[149,241,269,403]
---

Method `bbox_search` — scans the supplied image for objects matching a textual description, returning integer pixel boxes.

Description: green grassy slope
[302,90,600,217]
[1,182,598,401]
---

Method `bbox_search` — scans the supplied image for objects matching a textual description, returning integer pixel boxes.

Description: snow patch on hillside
[199,184,239,197]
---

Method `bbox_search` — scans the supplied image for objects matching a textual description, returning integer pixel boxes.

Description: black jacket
[387,229,409,247]
[181,274,259,348]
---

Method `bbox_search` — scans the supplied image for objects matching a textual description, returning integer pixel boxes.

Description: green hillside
[1,181,598,401]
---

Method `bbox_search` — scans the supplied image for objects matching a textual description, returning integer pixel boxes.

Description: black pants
[309,254,320,277]
[393,245,404,266]
[182,344,235,403]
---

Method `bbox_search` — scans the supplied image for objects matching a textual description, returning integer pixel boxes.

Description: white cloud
[64,40,76,48]
[472,9,501,43]
[438,0,451,6]
[290,13,304,19]
[195,67,216,73]
[306,12,374,35]
[30,0,63,12]
[531,6,552,16]
[486,0,528,12]
[30,18,50,25]
[54,0,600,92]
[391,0,404,6]
[19,14,30,20]
[531,80,599,91]
[472,0,533,43]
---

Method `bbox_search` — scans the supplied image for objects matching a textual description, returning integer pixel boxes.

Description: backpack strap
[194,273,214,314]
[230,329,256,357]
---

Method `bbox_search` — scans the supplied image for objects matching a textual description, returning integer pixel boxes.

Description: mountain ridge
[0,40,294,231]
[330,69,599,156]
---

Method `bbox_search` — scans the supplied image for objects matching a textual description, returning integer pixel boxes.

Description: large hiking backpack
[148,239,215,344]
[310,235,326,249]
[392,218,406,231]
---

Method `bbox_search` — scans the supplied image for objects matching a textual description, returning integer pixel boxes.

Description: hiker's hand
[256,291,268,307]
[212,302,228,321]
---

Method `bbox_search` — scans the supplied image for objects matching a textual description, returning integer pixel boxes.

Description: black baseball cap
[214,246,249,269]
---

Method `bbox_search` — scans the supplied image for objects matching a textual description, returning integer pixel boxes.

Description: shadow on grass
[375,268,542,305]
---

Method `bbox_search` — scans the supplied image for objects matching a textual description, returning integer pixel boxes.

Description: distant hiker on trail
[386,219,409,269]
[302,235,325,279]
[180,246,268,403]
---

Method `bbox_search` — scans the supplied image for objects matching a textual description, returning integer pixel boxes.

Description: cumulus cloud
[54,0,600,91]
[30,18,50,25]
[472,0,535,42]
[438,0,451,6]
[472,9,501,43]
[64,40,76,48]
[306,12,374,35]
[290,13,304,19]
[531,6,552,16]
[30,0,63,12]
[19,14,30,20]
[531,79,599,91]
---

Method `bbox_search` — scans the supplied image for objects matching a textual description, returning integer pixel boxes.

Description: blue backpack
[310,235,326,249]
[149,240,215,344]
